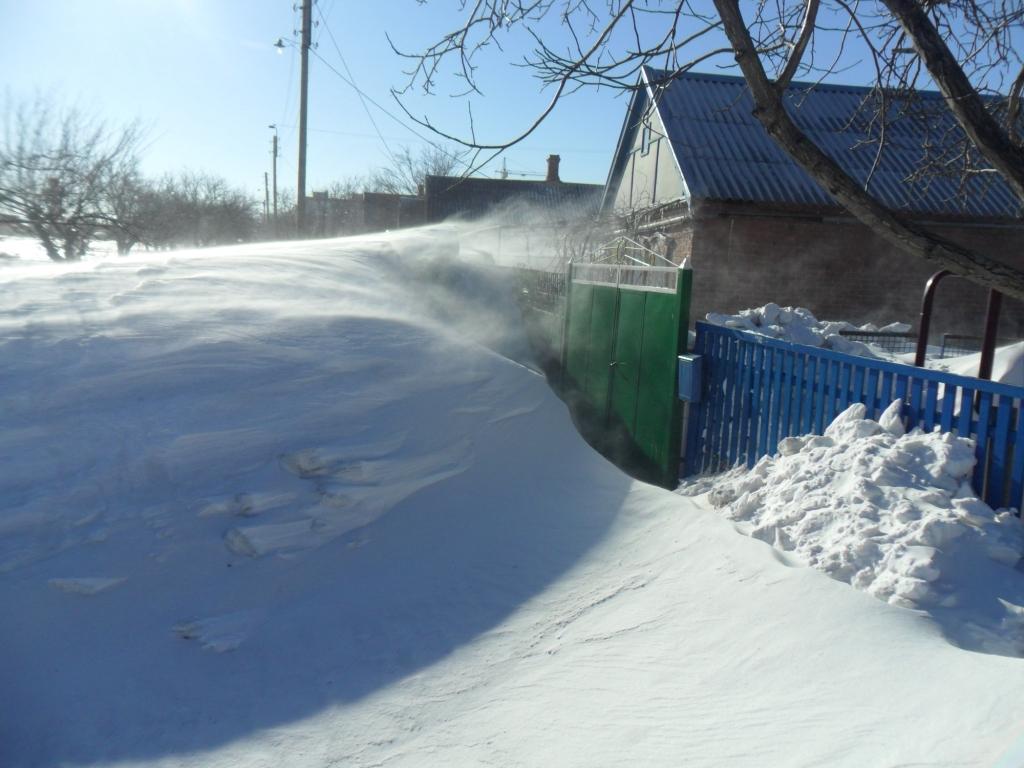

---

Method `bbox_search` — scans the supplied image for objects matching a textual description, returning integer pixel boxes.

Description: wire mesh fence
[837,330,1016,359]
[837,330,918,355]
[514,267,566,314]
[938,334,1017,358]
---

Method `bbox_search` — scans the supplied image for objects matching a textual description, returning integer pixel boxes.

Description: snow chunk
[173,610,259,653]
[225,519,324,558]
[48,577,125,595]
[877,399,906,436]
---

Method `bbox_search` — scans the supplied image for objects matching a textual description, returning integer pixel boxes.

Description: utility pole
[264,172,270,225]
[268,124,279,237]
[296,0,312,236]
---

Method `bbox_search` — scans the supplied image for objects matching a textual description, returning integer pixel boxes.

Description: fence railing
[685,322,1024,511]
[571,263,679,293]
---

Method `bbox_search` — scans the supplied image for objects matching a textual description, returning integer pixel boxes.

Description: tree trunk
[30,221,63,261]
[712,0,1024,302]
[116,237,137,256]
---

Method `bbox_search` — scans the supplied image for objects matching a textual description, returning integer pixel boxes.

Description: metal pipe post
[915,270,951,367]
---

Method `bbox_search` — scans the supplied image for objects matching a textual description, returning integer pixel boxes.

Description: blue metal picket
[685,322,1024,512]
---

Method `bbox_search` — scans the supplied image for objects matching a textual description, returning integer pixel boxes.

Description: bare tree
[103,163,151,255]
[0,95,142,261]
[368,144,468,195]
[149,171,258,248]
[326,176,366,198]
[393,1,1024,299]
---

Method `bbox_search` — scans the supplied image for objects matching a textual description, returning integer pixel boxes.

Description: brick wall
[661,206,1024,338]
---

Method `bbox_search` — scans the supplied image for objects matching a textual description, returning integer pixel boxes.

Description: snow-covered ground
[2,230,1024,767]
[0,234,120,263]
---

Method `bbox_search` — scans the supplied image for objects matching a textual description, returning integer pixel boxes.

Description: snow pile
[703,400,1024,654]
[706,302,909,356]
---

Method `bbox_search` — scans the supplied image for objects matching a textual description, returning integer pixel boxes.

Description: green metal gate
[561,262,693,488]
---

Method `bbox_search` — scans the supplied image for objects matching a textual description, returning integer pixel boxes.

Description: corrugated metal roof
[638,67,1021,219]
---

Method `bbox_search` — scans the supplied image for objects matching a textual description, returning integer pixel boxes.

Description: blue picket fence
[684,322,1024,512]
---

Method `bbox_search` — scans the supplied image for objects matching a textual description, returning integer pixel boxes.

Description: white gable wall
[612,105,686,212]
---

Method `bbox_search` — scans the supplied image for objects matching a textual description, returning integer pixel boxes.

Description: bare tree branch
[776,0,819,89]
[713,0,1024,300]
[881,0,1024,203]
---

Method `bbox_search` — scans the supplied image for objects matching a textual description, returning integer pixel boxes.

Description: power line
[315,3,399,167]
[316,0,337,45]
[279,34,298,145]
[307,39,474,173]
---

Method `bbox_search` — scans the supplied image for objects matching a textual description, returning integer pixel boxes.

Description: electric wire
[315,3,400,167]
[308,14,474,174]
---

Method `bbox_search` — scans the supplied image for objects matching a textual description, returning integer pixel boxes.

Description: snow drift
[2,230,1024,767]
[933,340,1024,388]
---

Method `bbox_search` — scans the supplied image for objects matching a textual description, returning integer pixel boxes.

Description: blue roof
[606,68,1021,219]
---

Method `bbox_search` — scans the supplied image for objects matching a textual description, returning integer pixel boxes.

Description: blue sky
[1,1,917,200]
[0,1,639,198]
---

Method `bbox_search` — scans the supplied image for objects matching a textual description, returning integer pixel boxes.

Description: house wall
[612,108,685,212]
[653,205,1024,338]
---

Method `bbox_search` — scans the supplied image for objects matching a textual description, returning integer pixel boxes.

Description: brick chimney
[546,154,561,183]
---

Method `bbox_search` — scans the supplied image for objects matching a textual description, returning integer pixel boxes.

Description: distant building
[603,67,1024,335]
[306,191,424,237]
[424,155,603,225]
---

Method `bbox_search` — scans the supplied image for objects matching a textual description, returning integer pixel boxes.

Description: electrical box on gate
[677,354,703,402]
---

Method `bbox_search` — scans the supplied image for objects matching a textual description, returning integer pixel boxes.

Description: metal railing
[571,263,679,293]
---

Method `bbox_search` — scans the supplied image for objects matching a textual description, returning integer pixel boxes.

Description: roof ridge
[641,65,948,100]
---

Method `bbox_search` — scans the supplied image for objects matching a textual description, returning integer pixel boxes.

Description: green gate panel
[564,282,594,390]
[560,268,693,489]
[584,286,618,415]
[635,291,682,480]
[609,289,647,434]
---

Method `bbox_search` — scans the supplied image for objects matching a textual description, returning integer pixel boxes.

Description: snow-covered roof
[603,67,1022,220]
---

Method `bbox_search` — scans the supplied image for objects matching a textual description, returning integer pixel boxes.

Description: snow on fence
[685,322,1024,512]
